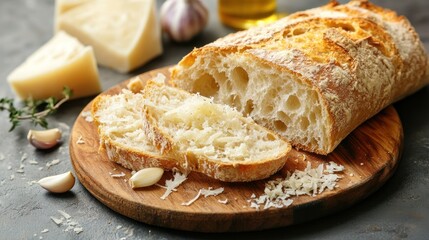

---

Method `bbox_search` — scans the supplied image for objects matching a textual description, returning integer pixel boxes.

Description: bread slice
[142,76,291,182]
[170,0,428,154]
[91,90,178,172]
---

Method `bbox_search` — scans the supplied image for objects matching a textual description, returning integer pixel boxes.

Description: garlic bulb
[160,0,208,42]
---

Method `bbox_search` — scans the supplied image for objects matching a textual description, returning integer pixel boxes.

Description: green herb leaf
[0,86,73,131]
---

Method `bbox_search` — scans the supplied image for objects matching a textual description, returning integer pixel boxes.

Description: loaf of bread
[171,0,429,154]
[92,75,291,182]
[141,76,291,182]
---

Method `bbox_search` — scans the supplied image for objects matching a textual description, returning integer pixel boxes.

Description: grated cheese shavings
[50,217,63,225]
[76,136,85,144]
[218,198,229,204]
[50,210,83,234]
[249,161,344,210]
[182,187,224,206]
[46,159,60,168]
[28,159,39,165]
[81,111,93,122]
[21,153,28,162]
[110,172,126,178]
[160,170,187,200]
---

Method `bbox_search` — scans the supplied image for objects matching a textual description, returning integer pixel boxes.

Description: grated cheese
[249,161,344,210]
[181,187,224,206]
[76,136,85,144]
[58,210,71,219]
[110,172,126,178]
[160,170,187,200]
[324,161,345,173]
[81,111,93,122]
[46,159,60,168]
[28,159,39,165]
[21,153,28,162]
[50,216,63,225]
[50,210,83,234]
[217,199,229,204]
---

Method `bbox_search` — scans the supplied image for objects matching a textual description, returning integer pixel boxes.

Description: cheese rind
[7,31,101,100]
[58,0,163,73]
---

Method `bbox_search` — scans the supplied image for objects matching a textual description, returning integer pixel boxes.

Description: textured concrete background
[0,0,428,239]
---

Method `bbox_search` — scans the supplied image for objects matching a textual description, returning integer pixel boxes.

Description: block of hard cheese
[7,31,101,100]
[57,0,163,73]
[54,0,92,32]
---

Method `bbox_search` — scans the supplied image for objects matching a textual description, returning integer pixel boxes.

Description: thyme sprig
[0,87,73,131]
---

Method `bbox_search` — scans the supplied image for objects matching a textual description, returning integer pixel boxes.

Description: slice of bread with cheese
[141,76,291,182]
[91,90,178,173]
[92,75,291,182]
[170,0,428,154]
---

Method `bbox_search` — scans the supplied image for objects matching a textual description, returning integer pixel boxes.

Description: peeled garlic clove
[160,0,208,42]
[27,128,62,149]
[129,167,164,189]
[38,171,75,193]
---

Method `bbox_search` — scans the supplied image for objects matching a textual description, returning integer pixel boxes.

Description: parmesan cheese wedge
[7,31,101,100]
[57,0,163,73]
[54,0,92,32]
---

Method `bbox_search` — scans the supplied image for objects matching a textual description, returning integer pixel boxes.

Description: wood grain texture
[69,67,403,232]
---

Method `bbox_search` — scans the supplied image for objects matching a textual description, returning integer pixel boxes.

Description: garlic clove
[38,171,75,193]
[160,0,208,42]
[129,167,164,189]
[27,128,62,150]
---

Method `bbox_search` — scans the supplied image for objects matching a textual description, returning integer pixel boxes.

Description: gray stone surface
[0,0,428,239]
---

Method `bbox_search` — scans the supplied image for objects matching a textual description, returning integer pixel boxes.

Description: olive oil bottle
[218,0,279,29]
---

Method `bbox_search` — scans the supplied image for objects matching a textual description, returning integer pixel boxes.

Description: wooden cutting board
[69,66,403,232]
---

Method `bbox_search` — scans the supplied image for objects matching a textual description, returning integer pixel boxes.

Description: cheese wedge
[7,31,101,100]
[54,0,92,32]
[57,0,163,73]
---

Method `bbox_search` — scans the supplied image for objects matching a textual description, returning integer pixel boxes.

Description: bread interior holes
[266,133,276,141]
[232,94,242,111]
[274,111,290,132]
[285,95,301,111]
[300,117,310,130]
[274,120,287,132]
[192,73,219,97]
[231,67,249,92]
[244,100,254,116]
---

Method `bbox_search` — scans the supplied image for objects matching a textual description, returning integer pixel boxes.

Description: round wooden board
[69,67,403,232]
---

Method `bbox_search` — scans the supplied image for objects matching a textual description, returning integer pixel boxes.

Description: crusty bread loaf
[142,76,291,182]
[91,90,178,172]
[171,0,429,154]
